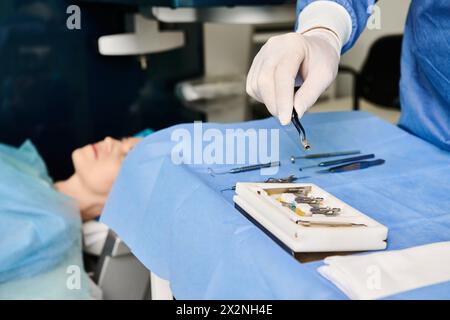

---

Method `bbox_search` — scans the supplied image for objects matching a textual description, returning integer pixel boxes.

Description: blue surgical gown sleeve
[0,141,82,283]
[295,1,450,152]
[296,0,376,53]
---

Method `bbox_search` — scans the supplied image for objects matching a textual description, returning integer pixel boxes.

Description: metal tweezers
[296,219,367,228]
[291,109,311,150]
[219,175,306,193]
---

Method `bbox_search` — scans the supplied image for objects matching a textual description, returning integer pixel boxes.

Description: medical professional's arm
[246,0,375,124]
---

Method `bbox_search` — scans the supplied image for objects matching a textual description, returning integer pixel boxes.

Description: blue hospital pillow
[134,128,154,138]
[0,140,82,283]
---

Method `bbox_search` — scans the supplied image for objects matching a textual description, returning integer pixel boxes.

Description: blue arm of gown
[296,0,377,53]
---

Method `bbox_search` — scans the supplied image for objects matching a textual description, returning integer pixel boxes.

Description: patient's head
[55,137,141,221]
[72,137,140,195]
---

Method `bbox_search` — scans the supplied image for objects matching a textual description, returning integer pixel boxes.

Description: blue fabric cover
[0,141,82,284]
[0,237,91,299]
[101,112,450,299]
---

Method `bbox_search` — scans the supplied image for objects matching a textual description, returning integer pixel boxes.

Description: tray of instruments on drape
[233,183,388,253]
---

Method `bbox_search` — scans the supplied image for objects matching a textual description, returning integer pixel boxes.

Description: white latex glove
[246,28,341,125]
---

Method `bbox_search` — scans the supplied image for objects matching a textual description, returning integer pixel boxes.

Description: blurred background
[0,0,410,180]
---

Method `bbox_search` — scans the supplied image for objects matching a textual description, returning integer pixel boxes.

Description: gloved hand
[246,28,342,125]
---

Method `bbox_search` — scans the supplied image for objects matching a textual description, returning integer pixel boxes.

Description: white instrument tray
[233,183,388,253]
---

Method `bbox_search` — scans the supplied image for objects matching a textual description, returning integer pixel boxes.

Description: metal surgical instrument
[299,154,375,171]
[265,175,301,183]
[317,159,386,173]
[208,161,280,176]
[219,175,309,192]
[296,220,367,228]
[291,109,311,150]
[295,196,324,206]
[310,207,341,216]
[290,150,361,163]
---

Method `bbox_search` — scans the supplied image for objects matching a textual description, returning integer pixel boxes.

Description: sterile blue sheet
[101,111,450,299]
[0,237,91,300]
[0,141,82,284]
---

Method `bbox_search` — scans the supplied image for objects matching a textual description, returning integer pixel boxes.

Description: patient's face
[72,137,141,195]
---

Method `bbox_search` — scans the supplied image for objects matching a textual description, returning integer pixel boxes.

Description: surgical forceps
[291,109,311,150]
[317,159,386,173]
[208,161,280,177]
[299,154,375,171]
[290,150,361,164]
[219,175,309,192]
[296,220,367,228]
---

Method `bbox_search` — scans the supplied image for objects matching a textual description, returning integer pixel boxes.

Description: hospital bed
[90,228,172,299]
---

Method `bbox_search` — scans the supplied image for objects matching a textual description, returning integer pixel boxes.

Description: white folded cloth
[318,241,450,300]
[82,221,109,256]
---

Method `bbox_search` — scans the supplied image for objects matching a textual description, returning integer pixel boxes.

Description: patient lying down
[55,137,141,221]
[0,135,142,287]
